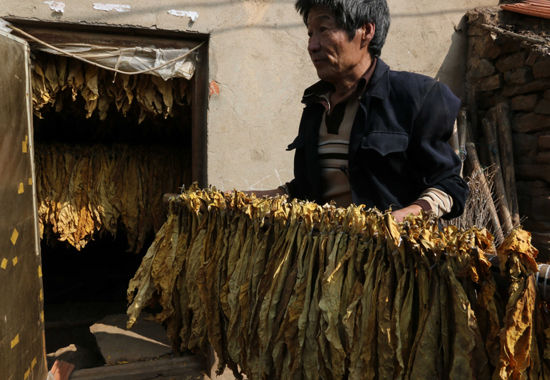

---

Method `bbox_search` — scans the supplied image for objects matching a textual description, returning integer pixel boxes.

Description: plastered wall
[1,0,495,191]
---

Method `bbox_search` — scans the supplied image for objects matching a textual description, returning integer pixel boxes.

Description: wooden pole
[457,109,468,177]
[482,117,514,236]
[457,109,468,149]
[465,142,504,244]
[494,103,520,227]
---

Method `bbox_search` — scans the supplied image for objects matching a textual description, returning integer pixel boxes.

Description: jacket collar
[364,58,390,100]
[301,58,390,105]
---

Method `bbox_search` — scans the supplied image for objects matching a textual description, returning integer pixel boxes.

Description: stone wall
[466,8,550,259]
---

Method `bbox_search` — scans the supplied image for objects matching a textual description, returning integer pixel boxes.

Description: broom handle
[494,103,520,227]
[482,118,514,236]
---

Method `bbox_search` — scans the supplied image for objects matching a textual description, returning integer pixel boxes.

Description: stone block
[476,74,501,92]
[90,314,172,365]
[513,113,550,133]
[532,196,550,218]
[531,232,550,253]
[495,36,522,55]
[504,67,531,85]
[539,135,550,150]
[533,56,550,79]
[516,164,550,182]
[536,98,550,115]
[496,51,526,73]
[516,180,549,197]
[468,57,495,78]
[518,193,531,216]
[502,79,550,97]
[523,220,550,233]
[476,91,503,110]
[468,34,501,60]
[511,94,538,111]
[513,133,538,163]
[526,51,541,66]
[537,152,550,164]
[467,24,487,37]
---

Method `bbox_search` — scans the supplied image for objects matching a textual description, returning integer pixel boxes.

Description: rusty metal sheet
[0,30,47,380]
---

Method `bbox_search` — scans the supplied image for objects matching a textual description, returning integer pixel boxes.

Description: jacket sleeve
[408,81,468,219]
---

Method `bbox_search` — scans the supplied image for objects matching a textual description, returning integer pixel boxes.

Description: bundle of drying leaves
[31,54,189,122]
[127,188,549,379]
[36,143,188,252]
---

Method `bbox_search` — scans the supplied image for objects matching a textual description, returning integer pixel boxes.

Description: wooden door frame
[5,17,209,186]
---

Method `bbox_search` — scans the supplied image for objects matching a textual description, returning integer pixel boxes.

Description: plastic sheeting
[0,30,48,380]
[33,42,198,80]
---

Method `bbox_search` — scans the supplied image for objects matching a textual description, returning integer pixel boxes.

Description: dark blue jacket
[286,59,468,219]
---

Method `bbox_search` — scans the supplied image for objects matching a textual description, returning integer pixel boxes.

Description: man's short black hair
[295,0,390,57]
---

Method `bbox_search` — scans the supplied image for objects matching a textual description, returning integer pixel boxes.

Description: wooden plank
[70,356,206,380]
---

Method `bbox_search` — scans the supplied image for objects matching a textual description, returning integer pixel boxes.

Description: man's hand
[391,204,422,223]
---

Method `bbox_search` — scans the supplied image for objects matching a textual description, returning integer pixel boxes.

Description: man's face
[307,7,369,84]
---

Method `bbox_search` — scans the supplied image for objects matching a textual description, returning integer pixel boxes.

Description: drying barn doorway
[4,18,208,375]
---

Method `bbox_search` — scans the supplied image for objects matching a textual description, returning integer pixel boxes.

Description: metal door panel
[0,30,47,380]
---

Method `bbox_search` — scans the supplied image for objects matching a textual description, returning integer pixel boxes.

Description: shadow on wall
[435,15,469,100]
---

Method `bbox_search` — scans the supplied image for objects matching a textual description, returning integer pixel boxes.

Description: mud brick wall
[466,9,550,259]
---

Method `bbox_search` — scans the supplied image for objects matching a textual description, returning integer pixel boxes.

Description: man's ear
[360,23,376,48]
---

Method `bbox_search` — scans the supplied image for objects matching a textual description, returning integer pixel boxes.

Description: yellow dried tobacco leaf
[82,65,99,118]
[37,144,188,252]
[31,61,51,117]
[496,276,537,379]
[66,60,84,102]
[44,56,60,95]
[31,54,190,122]
[152,76,173,117]
[126,188,546,380]
[57,56,68,90]
[498,229,539,274]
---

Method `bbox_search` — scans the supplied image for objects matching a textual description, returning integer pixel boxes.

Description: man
[252,0,468,221]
